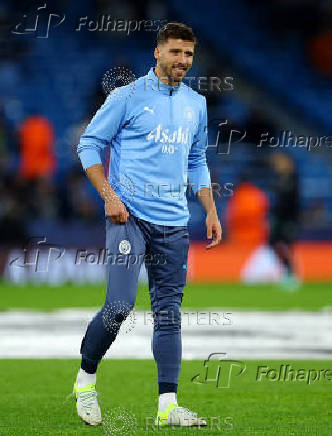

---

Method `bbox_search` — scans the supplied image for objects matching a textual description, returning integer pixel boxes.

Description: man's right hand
[85,164,130,225]
[105,197,129,224]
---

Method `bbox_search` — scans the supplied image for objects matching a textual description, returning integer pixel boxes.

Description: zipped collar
[146,67,183,96]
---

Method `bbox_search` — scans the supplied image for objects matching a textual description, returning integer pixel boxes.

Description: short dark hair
[157,22,197,46]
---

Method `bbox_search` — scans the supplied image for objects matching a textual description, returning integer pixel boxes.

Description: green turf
[1,359,331,435]
[0,282,331,311]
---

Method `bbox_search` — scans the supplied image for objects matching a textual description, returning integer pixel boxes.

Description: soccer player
[269,153,300,290]
[74,22,222,427]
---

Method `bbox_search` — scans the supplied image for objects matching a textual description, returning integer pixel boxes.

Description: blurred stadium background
[0,0,332,435]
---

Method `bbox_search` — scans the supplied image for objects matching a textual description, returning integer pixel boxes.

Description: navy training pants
[80,213,190,389]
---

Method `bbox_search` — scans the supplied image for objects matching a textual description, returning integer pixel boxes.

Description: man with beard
[74,22,222,427]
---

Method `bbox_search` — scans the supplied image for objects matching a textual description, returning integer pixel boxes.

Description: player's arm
[85,164,129,224]
[77,90,129,224]
[188,97,222,249]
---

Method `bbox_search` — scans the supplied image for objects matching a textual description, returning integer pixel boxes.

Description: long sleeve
[77,88,128,170]
[188,97,211,195]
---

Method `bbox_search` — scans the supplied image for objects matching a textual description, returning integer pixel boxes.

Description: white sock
[158,392,178,411]
[76,368,96,388]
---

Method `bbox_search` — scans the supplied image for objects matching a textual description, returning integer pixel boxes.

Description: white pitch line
[0,310,331,359]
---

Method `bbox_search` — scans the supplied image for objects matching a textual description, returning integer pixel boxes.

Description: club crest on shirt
[119,240,131,254]
[184,106,195,122]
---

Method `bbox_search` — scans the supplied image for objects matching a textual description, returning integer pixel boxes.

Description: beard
[159,60,189,85]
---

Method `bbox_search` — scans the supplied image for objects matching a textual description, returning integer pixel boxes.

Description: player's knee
[154,302,181,331]
[101,300,134,332]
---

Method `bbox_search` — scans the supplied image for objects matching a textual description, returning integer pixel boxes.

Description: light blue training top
[77,67,211,226]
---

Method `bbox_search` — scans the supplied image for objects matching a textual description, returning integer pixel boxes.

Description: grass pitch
[1,282,331,435]
[0,281,331,311]
[1,359,331,435]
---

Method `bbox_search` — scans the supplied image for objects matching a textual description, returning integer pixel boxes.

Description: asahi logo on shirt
[146,124,189,145]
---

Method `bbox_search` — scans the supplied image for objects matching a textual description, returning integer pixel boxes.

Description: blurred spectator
[0,202,27,245]
[18,115,56,179]
[95,0,137,40]
[59,168,99,222]
[266,0,319,38]
[0,105,12,172]
[269,153,300,289]
[0,0,30,61]
[0,175,27,245]
[302,199,330,228]
[226,174,269,245]
[31,177,59,219]
[245,106,276,146]
[0,0,330,249]
[309,30,332,76]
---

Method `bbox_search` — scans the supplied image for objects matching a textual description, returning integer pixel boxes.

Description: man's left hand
[206,211,222,250]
